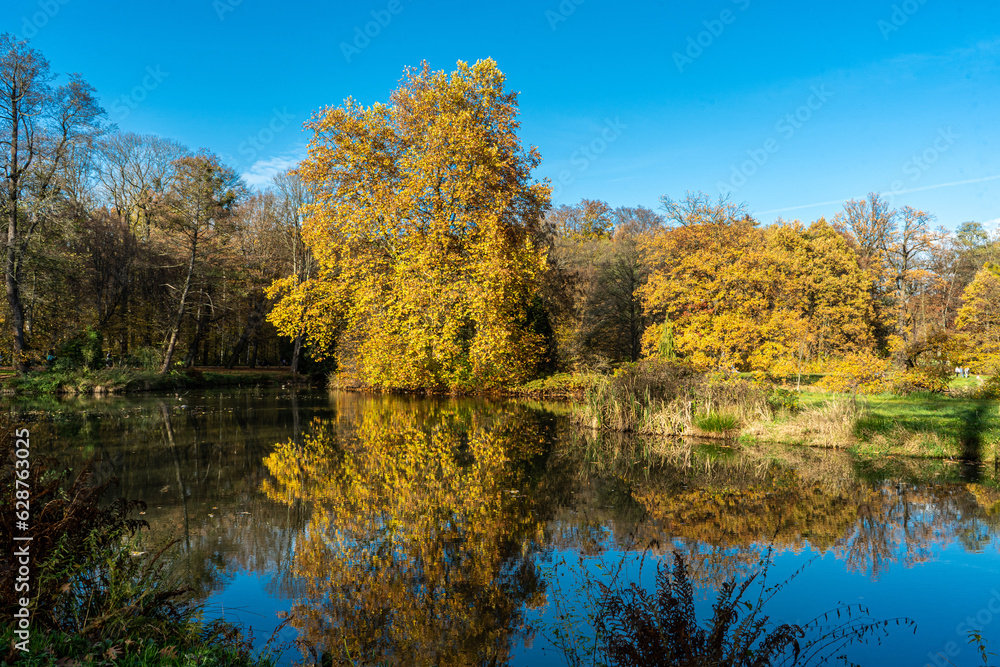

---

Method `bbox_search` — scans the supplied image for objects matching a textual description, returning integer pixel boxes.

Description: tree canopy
[268,59,551,391]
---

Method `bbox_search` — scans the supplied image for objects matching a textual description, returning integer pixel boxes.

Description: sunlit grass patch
[695,411,740,433]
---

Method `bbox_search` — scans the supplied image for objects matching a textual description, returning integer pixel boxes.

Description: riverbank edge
[0,367,315,397]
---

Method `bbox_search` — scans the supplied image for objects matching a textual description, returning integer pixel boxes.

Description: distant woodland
[2,36,999,388]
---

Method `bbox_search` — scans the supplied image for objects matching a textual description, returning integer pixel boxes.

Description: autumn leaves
[268,60,551,391]
[269,61,999,391]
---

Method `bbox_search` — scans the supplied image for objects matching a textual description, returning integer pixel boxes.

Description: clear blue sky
[5,0,1000,230]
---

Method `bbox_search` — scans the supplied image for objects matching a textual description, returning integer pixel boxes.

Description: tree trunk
[6,100,28,373]
[183,303,207,367]
[5,239,27,372]
[226,295,267,368]
[290,333,305,373]
[160,237,197,374]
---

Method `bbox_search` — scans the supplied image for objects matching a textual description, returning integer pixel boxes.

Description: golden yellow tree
[267,60,551,390]
[955,263,1000,367]
[640,216,876,372]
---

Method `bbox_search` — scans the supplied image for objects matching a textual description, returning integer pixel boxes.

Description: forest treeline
[2,36,999,387]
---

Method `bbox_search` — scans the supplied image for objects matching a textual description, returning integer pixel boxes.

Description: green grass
[695,411,741,433]
[795,390,1000,461]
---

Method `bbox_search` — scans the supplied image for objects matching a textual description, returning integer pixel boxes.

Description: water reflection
[261,396,554,665]
[17,390,1000,666]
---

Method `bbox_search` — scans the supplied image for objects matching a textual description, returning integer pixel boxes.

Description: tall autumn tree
[955,263,1000,367]
[268,59,550,390]
[156,153,243,373]
[0,34,103,370]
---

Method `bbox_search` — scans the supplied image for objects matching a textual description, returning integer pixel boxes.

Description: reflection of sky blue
[514,539,1000,666]
[205,571,298,667]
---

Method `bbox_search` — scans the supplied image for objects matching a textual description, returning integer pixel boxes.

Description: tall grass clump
[578,360,778,437]
[763,398,868,448]
[581,360,696,433]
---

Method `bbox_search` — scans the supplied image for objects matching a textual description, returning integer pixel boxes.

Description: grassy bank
[1,366,306,397]
[752,390,1000,461]
[570,360,1000,463]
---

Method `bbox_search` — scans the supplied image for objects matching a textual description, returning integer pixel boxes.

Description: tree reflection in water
[24,391,1000,664]
[262,396,553,666]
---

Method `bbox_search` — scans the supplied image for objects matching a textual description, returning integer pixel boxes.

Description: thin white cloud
[241,150,306,189]
[759,174,1000,216]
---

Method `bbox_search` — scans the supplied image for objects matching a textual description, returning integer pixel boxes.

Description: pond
[17,388,1000,666]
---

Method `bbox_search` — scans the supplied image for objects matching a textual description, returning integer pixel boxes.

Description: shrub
[816,353,892,394]
[695,411,740,433]
[0,447,271,665]
[977,374,1000,400]
[768,387,800,413]
[890,368,949,395]
[53,327,104,371]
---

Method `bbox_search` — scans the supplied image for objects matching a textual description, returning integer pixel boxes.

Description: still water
[18,389,1000,666]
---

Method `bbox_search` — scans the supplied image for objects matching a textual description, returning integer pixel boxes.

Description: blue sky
[5,0,1000,230]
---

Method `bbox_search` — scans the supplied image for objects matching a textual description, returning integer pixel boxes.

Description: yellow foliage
[640,218,876,371]
[816,352,892,394]
[955,264,1000,366]
[267,60,550,390]
[261,398,548,664]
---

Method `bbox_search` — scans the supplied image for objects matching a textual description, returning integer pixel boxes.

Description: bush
[53,327,103,371]
[595,551,913,667]
[129,346,163,371]
[768,387,800,413]
[816,353,892,394]
[890,368,949,395]
[977,375,1000,400]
